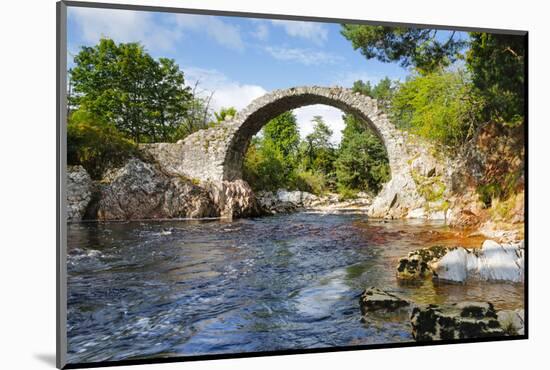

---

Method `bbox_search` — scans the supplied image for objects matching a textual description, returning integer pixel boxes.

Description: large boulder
[67,165,93,222]
[430,240,524,283]
[397,240,524,283]
[96,158,217,220]
[368,173,419,219]
[410,302,505,341]
[205,179,262,219]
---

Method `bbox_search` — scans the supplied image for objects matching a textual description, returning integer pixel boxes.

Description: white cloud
[183,67,267,111]
[69,8,245,52]
[173,14,245,51]
[293,105,346,144]
[251,22,269,41]
[271,20,328,45]
[69,7,182,52]
[265,46,343,65]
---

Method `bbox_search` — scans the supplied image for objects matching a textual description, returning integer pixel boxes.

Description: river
[66,213,524,364]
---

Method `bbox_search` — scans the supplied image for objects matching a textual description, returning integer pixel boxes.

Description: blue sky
[67,6,462,143]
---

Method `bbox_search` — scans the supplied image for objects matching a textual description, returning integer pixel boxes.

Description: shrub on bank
[67,110,137,179]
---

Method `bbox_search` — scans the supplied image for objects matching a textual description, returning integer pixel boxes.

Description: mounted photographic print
[56,1,527,368]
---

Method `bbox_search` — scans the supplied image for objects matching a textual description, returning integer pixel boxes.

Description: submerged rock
[67,165,93,221]
[96,158,218,220]
[397,240,524,283]
[359,287,410,315]
[410,302,505,341]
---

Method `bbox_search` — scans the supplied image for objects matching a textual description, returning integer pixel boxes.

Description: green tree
[340,25,467,73]
[243,138,288,191]
[243,111,301,191]
[466,33,525,126]
[301,116,336,186]
[352,80,373,96]
[341,27,525,127]
[371,77,396,110]
[352,77,396,110]
[304,116,333,151]
[336,114,390,194]
[69,38,194,143]
[263,111,301,159]
[390,69,482,147]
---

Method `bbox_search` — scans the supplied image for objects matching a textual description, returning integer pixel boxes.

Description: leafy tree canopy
[336,114,390,194]
[341,25,467,74]
[305,116,333,150]
[301,116,336,183]
[69,38,194,143]
[342,26,525,127]
[390,69,482,147]
[67,109,136,179]
[263,111,301,159]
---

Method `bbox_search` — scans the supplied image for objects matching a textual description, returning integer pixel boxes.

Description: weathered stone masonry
[143,86,435,218]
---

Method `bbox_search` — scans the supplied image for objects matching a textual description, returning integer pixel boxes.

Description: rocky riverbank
[67,158,262,222]
[67,158,382,222]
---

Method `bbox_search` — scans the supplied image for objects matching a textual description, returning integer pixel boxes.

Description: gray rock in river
[396,245,453,280]
[397,241,524,283]
[67,165,93,222]
[410,302,505,341]
[359,287,410,315]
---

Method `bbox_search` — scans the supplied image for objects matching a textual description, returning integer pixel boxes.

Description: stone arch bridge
[144,86,443,218]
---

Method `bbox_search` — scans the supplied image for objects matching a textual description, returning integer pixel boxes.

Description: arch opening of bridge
[222,86,403,183]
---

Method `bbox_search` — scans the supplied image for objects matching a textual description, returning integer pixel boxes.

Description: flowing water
[66,213,524,364]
